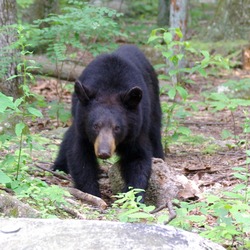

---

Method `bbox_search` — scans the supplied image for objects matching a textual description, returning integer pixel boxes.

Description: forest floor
[30,63,250,207]
[1,47,249,230]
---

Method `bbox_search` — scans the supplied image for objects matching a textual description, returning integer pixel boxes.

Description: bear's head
[75,80,143,159]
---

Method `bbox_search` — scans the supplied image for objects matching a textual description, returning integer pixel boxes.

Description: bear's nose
[98,151,111,159]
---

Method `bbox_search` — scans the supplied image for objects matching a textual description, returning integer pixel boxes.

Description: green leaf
[232,167,247,172]
[148,35,159,43]
[188,215,206,223]
[175,28,183,39]
[0,93,15,112]
[15,122,25,137]
[201,50,210,59]
[128,212,154,219]
[177,126,191,136]
[197,68,207,77]
[223,191,244,199]
[171,55,179,66]
[233,173,248,181]
[163,32,172,43]
[162,51,173,59]
[232,183,247,192]
[206,195,220,203]
[168,88,176,99]
[14,98,23,108]
[28,107,43,118]
[143,205,155,213]
[246,150,250,156]
[177,54,184,61]
[0,170,12,184]
[176,86,188,100]
[209,92,228,101]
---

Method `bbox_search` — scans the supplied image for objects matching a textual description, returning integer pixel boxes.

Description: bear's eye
[114,125,120,133]
[93,124,100,131]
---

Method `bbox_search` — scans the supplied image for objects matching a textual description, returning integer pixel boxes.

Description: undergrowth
[0,2,249,248]
[0,25,70,218]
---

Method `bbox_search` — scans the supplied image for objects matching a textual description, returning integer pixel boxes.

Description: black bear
[52,45,164,200]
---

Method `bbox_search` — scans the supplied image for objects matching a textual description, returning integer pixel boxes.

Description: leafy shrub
[29,1,124,60]
[21,1,125,125]
[112,188,155,223]
[0,25,69,217]
[148,28,229,151]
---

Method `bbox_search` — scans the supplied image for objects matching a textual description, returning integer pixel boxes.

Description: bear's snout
[94,129,116,159]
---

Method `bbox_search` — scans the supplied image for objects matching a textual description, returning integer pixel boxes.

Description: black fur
[52,45,164,200]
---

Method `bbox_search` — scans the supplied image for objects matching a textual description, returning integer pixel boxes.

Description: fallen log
[27,55,85,81]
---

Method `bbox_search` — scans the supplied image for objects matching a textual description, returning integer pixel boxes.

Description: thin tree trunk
[170,0,188,38]
[22,0,59,24]
[168,0,189,84]
[0,0,20,98]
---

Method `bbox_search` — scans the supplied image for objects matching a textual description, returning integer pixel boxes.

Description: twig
[34,163,71,181]
[0,186,14,194]
[164,200,177,225]
[67,187,108,210]
[34,164,107,210]
[60,205,86,219]
[150,199,179,225]
[180,121,226,126]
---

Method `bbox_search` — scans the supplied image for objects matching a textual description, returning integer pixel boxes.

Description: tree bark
[206,0,250,41]
[0,0,20,98]
[21,0,59,24]
[169,0,189,84]
[170,0,188,41]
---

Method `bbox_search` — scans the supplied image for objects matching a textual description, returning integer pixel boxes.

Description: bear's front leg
[67,138,101,197]
[119,141,152,202]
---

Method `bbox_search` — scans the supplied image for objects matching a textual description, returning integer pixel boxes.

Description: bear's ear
[75,80,90,104]
[122,87,142,109]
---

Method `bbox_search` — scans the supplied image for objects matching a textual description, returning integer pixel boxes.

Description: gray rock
[0,218,225,250]
[0,192,40,218]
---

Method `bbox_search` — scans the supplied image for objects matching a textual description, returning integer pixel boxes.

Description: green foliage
[126,0,158,18]
[204,79,250,146]
[148,28,229,151]
[29,1,123,60]
[169,117,250,249]
[48,100,71,125]
[0,26,42,178]
[147,28,249,248]
[17,0,34,9]
[112,188,155,223]
[221,78,250,100]
[17,180,70,218]
[149,28,229,82]
[206,92,250,112]
[20,0,124,125]
[0,25,69,217]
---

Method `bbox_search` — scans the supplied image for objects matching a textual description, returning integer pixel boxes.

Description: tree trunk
[21,0,59,24]
[206,0,250,41]
[0,0,20,98]
[169,0,189,84]
[157,0,170,27]
[170,0,188,41]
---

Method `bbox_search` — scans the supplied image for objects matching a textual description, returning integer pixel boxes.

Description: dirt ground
[30,66,250,204]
